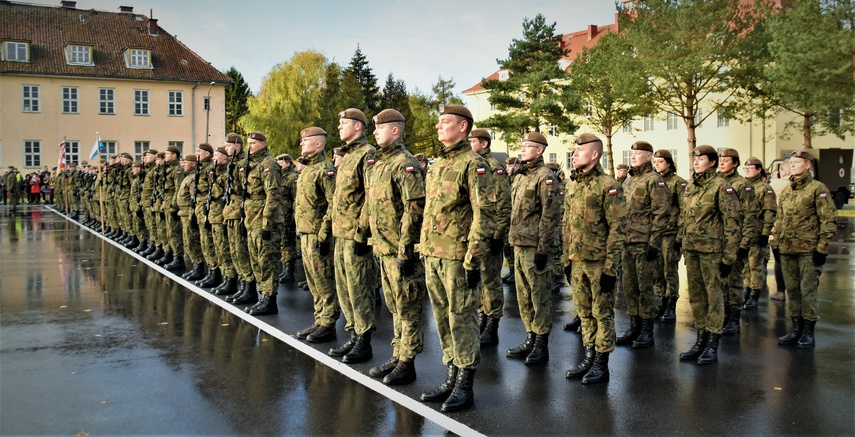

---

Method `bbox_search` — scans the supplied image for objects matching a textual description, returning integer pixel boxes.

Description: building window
[168,91,183,116]
[4,41,29,62]
[600,153,610,172]
[128,48,151,68]
[623,150,632,166]
[566,152,574,169]
[100,141,117,162]
[828,109,841,127]
[99,88,115,114]
[67,45,93,65]
[168,141,184,156]
[22,85,39,112]
[65,141,80,165]
[134,141,149,162]
[622,120,632,133]
[694,108,704,127]
[62,87,79,114]
[24,141,41,168]
[667,112,679,130]
[134,90,149,115]
[643,114,655,131]
[584,100,592,117]
[549,153,557,163]
[549,125,558,137]
[489,102,495,111]
[489,129,496,139]
[717,110,729,127]
[499,70,509,81]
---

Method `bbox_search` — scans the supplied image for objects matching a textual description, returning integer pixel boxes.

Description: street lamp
[205,81,215,141]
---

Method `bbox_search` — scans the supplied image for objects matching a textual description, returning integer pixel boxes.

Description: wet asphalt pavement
[1,205,853,436]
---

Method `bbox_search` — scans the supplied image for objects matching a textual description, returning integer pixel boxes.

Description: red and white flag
[58,140,67,170]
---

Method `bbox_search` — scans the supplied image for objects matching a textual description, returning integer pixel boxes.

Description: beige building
[0,1,229,171]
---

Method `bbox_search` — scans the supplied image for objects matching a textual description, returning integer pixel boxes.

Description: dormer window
[125,48,152,69]
[498,70,509,81]
[66,44,93,66]
[3,41,29,62]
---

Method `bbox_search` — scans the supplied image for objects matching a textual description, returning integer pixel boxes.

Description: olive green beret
[414,153,427,162]
[373,109,405,125]
[132,161,142,168]
[693,145,718,159]
[275,154,293,163]
[68,162,77,168]
[156,152,166,158]
[121,153,133,160]
[198,143,214,154]
[745,156,763,167]
[523,131,548,147]
[145,149,159,156]
[300,127,327,138]
[653,149,673,160]
[339,108,368,126]
[215,146,227,154]
[545,162,560,171]
[183,154,197,162]
[248,131,266,142]
[617,164,629,170]
[166,145,181,155]
[81,160,89,166]
[719,148,739,159]
[631,141,653,152]
[226,133,243,144]
[575,132,602,146]
[790,149,813,161]
[470,128,491,141]
[438,104,473,121]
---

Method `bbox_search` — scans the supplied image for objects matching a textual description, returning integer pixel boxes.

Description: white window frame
[623,150,632,166]
[4,41,29,62]
[549,125,558,137]
[67,45,93,66]
[717,110,729,128]
[100,141,117,162]
[168,141,184,156]
[667,112,679,130]
[127,48,152,69]
[134,89,149,115]
[62,87,79,114]
[694,108,704,127]
[134,141,149,162]
[622,120,633,133]
[168,91,183,116]
[22,85,40,112]
[548,152,557,163]
[65,141,80,165]
[99,88,115,114]
[24,140,41,168]
[643,114,655,132]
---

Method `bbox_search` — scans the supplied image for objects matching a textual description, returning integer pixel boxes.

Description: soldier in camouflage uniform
[209,147,238,296]
[616,141,670,349]
[717,148,759,334]
[677,145,741,364]
[127,162,146,250]
[506,132,561,365]
[136,150,159,256]
[146,153,168,262]
[772,149,836,349]
[418,105,496,413]
[176,155,203,276]
[502,156,521,284]
[276,154,299,283]
[193,143,221,287]
[115,154,133,244]
[103,156,118,236]
[468,128,511,347]
[742,157,776,310]
[241,132,284,316]
[652,150,687,323]
[221,134,258,306]
[362,109,427,386]
[563,133,626,384]
[158,145,186,270]
[293,127,338,343]
[329,108,377,364]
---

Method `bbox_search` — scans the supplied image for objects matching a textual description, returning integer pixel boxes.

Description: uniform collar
[298,150,327,166]
[576,162,603,182]
[692,167,716,186]
[342,134,370,153]
[438,139,469,158]
[517,156,545,175]
[790,173,813,190]
[629,161,653,177]
[376,138,405,160]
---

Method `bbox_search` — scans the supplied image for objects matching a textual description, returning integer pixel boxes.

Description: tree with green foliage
[316,63,367,145]
[479,13,578,148]
[346,45,381,118]
[380,73,414,144]
[224,66,251,135]
[408,76,464,157]
[431,76,462,108]
[239,51,327,157]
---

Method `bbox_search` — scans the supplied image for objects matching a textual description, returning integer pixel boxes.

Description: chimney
[119,5,133,13]
[587,24,598,41]
[60,1,76,8]
[148,18,159,36]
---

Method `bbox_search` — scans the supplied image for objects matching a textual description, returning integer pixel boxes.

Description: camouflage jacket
[419,138,497,270]
[509,156,561,254]
[207,162,229,225]
[719,168,760,249]
[478,147,511,239]
[678,168,741,265]
[176,166,197,215]
[194,157,214,221]
[116,164,131,201]
[222,150,246,221]
[332,134,375,241]
[660,170,687,236]
[748,174,777,237]
[562,163,626,276]
[244,147,283,230]
[772,174,836,255]
[622,161,670,247]
[141,162,156,208]
[295,150,336,239]
[129,171,143,212]
[162,159,184,213]
[281,165,298,220]
[151,163,165,212]
[362,138,426,258]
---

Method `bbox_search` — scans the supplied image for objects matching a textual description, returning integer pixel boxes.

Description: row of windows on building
[21,85,187,116]
[19,140,185,169]
[2,40,152,69]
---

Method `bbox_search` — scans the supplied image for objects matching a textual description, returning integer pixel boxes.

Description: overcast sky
[29,0,620,96]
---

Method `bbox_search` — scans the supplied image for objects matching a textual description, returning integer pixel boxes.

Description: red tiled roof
[0,1,230,83]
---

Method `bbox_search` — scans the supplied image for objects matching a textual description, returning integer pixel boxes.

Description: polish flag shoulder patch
[497,169,505,175]
[745,186,752,192]
[726,188,734,194]
[658,181,666,187]
[326,171,335,178]
[239,167,245,173]
[476,167,487,175]
[767,190,773,195]
[608,188,618,196]
[546,179,554,185]
[405,166,415,173]
[819,192,828,199]
[367,159,376,165]
[680,182,687,188]
[263,167,270,173]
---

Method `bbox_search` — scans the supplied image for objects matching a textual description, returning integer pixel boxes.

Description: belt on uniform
[247,194,266,200]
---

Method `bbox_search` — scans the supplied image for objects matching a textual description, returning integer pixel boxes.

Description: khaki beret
[507,157,519,165]
[121,153,133,160]
[631,141,654,152]
[300,127,327,139]
[719,148,739,159]
[653,150,673,160]
[247,131,266,142]
[215,146,228,155]
[145,149,159,156]
[166,145,181,155]
[617,164,629,170]
[275,154,294,163]
[340,108,368,126]
[745,156,763,167]
[414,153,427,162]
[439,104,473,121]
[693,145,718,158]
[183,154,197,162]
[545,162,560,171]
[132,161,142,168]
[790,149,813,161]
[197,143,214,154]
[68,162,77,168]
[470,128,491,141]
[523,131,548,147]
[81,160,89,166]
[373,109,405,125]
[226,133,243,145]
[575,133,602,146]
[156,152,165,158]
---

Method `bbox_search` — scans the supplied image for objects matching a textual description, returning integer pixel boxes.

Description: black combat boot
[306,325,337,343]
[133,240,149,254]
[198,268,221,288]
[525,333,549,365]
[441,368,475,413]
[502,270,515,284]
[478,312,488,333]
[146,245,164,260]
[797,319,816,349]
[342,331,373,364]
[329,331,357,355]
[563,314,581,332]
[660,297,677,323]
[124,236,140,249]
[140,242,157,257]
[722,306,741,334]
[778,317,803,345]
[163,252,185,271]
[369,356,399,378]
[655,296,667,319]
[697,333,720,364]
[279,260,295,283]
[582,352,610,384]
[632,318,655,349]
[507,332,536,358]
[479,317,499,346]
[743,288,760,310]
[182,263,206,281]
[224,280,246,303]
[231,281,258,306]
[616,315,642,345]
[420,364,457,402]
[155,251,173,266]
[680,330,709,361]
[247,293,278,316]
[213,277,238,296]
[383,359,416,386]
[566,346,596,378]
[296,323,320,340]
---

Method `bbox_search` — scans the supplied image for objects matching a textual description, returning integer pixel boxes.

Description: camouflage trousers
[724,254,748,307]
[514,246,553,335]
[227,219,253,283]
[503,237,514,275]
[197,215,217,269]
[143,207,156,245]
[378,255,425,361]
[623,243,659,319]
[478,242,505,319]
[334,238,376,336]
[154,212,166,248]
[132,209,147,240]
[684,250,725,334]
[302,234,338,327]
[571,260,616,353]
[424,256,480,369]
[744,245,769,291]
[654,234,681,298]
[781,254,821,321]
[212,223,235,278]
[165,210,183,254]
[280,222,298,264]
[180,214,203,263]
[118,202,131,233]
[248,227,280,295]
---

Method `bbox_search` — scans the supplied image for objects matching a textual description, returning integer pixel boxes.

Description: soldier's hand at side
[758,235,769,247]
[535,253,548,271]
[354,240,371,256]
[489,238,503,255]
[563,263,572,285]
[398,257,416,277]
[812,250,827,267]
[318,240,330,257]
[737,247,749,261]
[136,208,144,218]
[674,240,682,253]
[599,273,616,294]
[645,245,660,262]
[719,262,732,278]
[261,229,271,240]
[171,210,179,221]
[464,268,481,289]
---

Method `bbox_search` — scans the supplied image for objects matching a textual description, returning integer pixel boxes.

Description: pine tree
[380,73,414,145]
[224,66,251,135]
[345,45,380,117]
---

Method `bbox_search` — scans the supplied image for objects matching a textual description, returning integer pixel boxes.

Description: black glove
[317,240,330,257]
[564,263,572,285]
[465,268,481,289]
[600,273,617,294]
[354,240,371,256]
[397,257,416,277]
[535,253,548,271]
[737,247,750,261]
[674,240,682,253]
[205,220,212,231]
[758,235,769,247]
[812,250,827,267]
[171,210,180,221]
[190,214,198,226]
[645,245,660,262]
[489,238,504,255]
[261,229,271,240]
[719,262,732,278]
[136,208,144,218]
